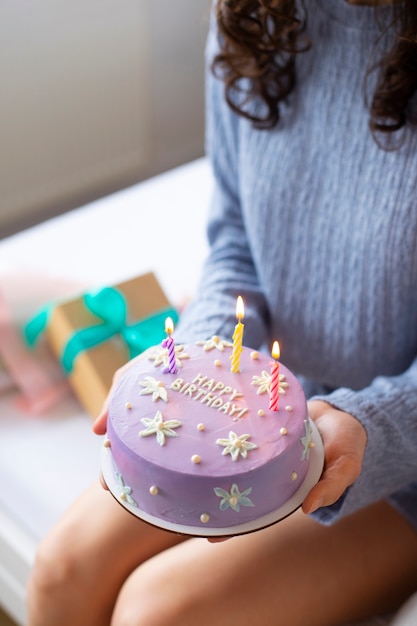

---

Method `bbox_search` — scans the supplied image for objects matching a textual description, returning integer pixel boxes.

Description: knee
[27,526,84,609]
[112,592,179,626]
[111,570,192,626]
[112,603,186,626]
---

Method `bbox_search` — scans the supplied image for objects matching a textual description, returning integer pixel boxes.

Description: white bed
[0,158,211,625]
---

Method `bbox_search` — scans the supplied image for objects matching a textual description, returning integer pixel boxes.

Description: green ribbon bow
[24,287,179,373]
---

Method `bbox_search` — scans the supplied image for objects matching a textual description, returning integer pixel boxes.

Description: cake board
[101,417,324,538]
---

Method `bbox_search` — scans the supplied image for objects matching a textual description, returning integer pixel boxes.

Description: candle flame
[271,340,280,360]
[236,295,244,321]
[165,317,174,334]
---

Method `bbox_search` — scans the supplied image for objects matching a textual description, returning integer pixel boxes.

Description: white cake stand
[101,418,325,537]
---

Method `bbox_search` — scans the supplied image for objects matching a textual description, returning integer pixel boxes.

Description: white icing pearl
[200,513,210,523]
[191,454,201,464]
[258,409,265,416]
[197,423,205,431]
[309,441,315,448]
[103,439,111,448]
[250,351,259,359]
[280,427,288,435]
[149,485,159,496]
[120,492,127,501]
[214,359,221,367]
[125,402,132,409]
[291,472,298,481]
[285,405,293,412]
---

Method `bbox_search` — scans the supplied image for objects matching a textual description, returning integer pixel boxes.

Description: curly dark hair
[212,0,417,141]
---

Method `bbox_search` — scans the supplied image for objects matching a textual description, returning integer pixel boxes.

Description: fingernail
[305,497,324,514]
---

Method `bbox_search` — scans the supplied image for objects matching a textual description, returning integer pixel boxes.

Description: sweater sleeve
[178,14,417,531]
[176,26,270,349]
[311,357,417,528]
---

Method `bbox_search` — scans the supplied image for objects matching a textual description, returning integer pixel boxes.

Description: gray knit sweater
[177,0,417,530]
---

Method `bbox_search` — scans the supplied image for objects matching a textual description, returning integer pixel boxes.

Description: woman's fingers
[302,400,367,514]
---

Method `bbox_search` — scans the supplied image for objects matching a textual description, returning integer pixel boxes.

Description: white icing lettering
[210,397,225,409]
[184,384,198,397]
[192,373,207,385]
[200,393,215,406]
[169,371,249,418]
[217,385,232,396]
[218,402,231,415]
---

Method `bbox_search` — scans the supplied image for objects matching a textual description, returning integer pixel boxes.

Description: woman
[27,1,417,624]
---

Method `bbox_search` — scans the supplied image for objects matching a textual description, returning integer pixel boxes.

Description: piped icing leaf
[215,431,258,461]
[148,345,189,369]
[139,410,182,446]
[138,376,168,402]
[278,375,289,394]
[251,370,289,395]
[214,483,254,512]
[196,336,233,351]
[300,419,313,461]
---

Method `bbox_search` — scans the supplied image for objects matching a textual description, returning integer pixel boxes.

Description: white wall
[0,0,209,237]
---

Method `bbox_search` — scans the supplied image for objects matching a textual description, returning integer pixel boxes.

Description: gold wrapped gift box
[46,272,177,417]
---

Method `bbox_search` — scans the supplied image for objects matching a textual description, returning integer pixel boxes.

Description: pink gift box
[0,270,83,415]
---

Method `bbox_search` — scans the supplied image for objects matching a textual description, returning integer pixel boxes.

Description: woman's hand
[302,400,367,514]
[210,400,367,541]
[92,399,111,436]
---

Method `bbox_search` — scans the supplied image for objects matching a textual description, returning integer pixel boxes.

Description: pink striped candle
[163,317,177,374]
[269,341,280,411]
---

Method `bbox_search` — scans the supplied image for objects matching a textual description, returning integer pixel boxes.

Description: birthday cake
[101,336,323,536]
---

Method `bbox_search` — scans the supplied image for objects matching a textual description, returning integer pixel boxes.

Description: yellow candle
[230,296,244,373]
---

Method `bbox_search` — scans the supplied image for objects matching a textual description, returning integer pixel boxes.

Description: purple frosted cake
[101,337,323,536]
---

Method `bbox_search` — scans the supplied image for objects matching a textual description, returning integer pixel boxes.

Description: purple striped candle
[163,317,177,374]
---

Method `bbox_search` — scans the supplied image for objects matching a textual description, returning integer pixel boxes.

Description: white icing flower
[251,370,270,394]
[214,483,254,512]
[115,472,137,506]
[148,345,189,369]
[138,376,168,402]
[196,336,233,351]
[139,410,182,446]
[251,370,289,395]
[300,419,313,461]
[215,431,258,461]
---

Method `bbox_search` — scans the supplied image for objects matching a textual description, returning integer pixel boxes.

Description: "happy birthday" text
[169,373,248,419]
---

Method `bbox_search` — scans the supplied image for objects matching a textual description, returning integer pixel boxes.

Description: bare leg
[111,501,417,626]
[27,482,186,626]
